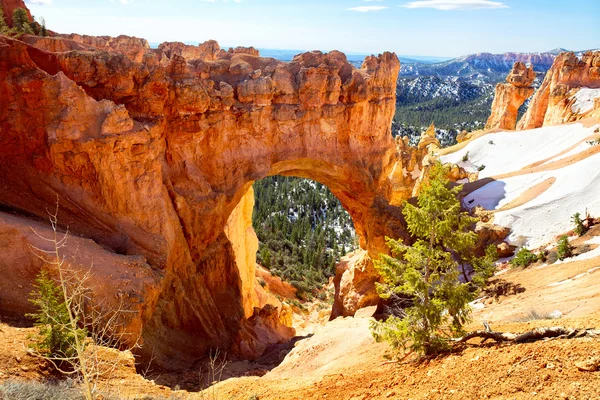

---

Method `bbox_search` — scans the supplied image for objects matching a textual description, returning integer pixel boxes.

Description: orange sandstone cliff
[485,62,535,130]
[0,34,436,369]
[517,51,600,129]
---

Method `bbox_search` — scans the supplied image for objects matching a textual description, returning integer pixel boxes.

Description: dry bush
[27,202,141,400]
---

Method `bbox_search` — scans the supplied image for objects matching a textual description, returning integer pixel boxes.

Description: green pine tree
[557,235,573,260]
[27,268,86,360]
[371,162,480,357]
[571,212,586,237]
[12,8,33,34]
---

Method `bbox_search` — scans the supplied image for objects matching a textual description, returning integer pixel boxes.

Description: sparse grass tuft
[0,380,82,400]
[510,309,554,323]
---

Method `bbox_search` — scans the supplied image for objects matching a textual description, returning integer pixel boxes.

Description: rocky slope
[0,32,440,369]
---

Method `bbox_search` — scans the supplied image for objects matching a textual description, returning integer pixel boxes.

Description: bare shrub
[27,201,140,400]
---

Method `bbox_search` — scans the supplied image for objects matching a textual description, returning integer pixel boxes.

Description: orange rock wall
[517,51,600,129]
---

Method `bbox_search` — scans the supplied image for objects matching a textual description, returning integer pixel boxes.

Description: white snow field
[571,87,600,114]
[441,121,600,248]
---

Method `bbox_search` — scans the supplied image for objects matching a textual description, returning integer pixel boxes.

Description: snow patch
[571,87,600,114]
[442,122,600,248]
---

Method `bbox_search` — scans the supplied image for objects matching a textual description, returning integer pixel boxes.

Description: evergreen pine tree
[27,268,86,360]
[371,162,481,357]
[13,8,33,34]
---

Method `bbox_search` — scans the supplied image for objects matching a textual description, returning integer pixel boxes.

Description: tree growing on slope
[371,162,489,357]
[557,235,573,261]
[571,212,587,237]
[12,8,33,34]
[28,203,139,400]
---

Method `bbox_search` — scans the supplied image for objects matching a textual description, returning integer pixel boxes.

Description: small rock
[20,366,29,372]
[549,310,562,319]
[575,357,600,372]
[15,356,22,363]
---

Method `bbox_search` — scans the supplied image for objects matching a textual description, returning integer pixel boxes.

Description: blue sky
[25,0,600,57]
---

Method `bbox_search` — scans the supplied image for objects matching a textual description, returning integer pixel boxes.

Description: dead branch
[454,324,600,345]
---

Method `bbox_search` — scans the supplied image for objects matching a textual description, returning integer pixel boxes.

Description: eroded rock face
[0,211,158,339]
[517,51,600,129]
[59,33,151,63]
[156,40,222,62]
[0,0,31,27]
[485,62,535,130]
[0,34,434,369]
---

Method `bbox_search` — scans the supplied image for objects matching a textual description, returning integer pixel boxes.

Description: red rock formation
[486,62,535,130]
[0,34,434,369]
[331,251,380,319]
[0,0,31,27]
[20,34,97,53]
[156,40,221,62]
[0,211,158,339]
[58,33,151,62]
[518,51,600,129]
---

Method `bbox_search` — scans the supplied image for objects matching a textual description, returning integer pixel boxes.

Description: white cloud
[348,6,388,12]
[401,0,508,10]
[26,0,53,5]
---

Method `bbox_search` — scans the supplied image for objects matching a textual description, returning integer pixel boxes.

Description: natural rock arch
[0,35,434,369]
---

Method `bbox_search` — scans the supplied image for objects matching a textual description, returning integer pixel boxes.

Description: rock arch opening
[251,175,358,299]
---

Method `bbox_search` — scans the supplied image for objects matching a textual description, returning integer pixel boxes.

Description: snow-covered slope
[441,121,600,248]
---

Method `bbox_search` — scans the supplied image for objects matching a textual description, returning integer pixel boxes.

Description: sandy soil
[2,226,599,400]
[213,247,600,400]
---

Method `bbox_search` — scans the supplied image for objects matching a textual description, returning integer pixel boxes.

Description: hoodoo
[485,61,535,130]
[518,51,600,129]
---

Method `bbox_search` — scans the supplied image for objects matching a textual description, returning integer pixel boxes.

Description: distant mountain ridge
[401,48,599,81]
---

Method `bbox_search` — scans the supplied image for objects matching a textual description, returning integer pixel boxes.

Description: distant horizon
[146,41,597,63]
[26,0,600,58]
